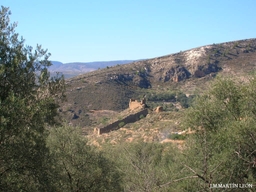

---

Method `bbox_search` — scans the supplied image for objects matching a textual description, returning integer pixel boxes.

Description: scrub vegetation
[1,6,255,191]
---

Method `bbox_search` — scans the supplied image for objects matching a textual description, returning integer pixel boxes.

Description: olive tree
[105,141,186,192]
[0,6,65,191]
[181,76,256,191]
[46,125,122,192]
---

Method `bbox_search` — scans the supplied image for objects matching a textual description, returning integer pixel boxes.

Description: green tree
[181,76,256,191]
[46,125,122,192]
[0,6,65,191]
[107,142,185,192]
[176,92,192,108]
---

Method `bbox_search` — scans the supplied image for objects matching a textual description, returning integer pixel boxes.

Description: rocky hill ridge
[68,38,256,86]
[61,38,256,127]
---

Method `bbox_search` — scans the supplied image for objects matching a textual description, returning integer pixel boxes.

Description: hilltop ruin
[129,97,146,110]
[95,98,148,135]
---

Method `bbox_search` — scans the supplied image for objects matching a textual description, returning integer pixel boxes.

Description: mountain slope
[49,60,136,79]
[59,38,256,127]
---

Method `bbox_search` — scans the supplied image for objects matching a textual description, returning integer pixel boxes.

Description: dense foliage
[1,5,256,192]
[103,142,183,192]
[47,125,122,191]
[180,76,256,191]
[147,91,195,109]
[0,6,65,191]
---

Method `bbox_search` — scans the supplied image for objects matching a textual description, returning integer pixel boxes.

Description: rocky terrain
[58,38,256,131]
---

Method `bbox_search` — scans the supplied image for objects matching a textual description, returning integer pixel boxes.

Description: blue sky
[1,0,255,63]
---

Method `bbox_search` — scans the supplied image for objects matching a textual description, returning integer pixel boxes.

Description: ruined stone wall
[95,109,148,135]
[129,98,145,110]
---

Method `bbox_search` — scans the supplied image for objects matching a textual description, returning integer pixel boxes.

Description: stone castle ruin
[95,97,148,135]
[95,97,164,135]
[129,97,146,110]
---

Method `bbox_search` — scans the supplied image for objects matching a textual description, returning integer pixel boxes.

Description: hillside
[59,38,256,128]
[49,60,136,79]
